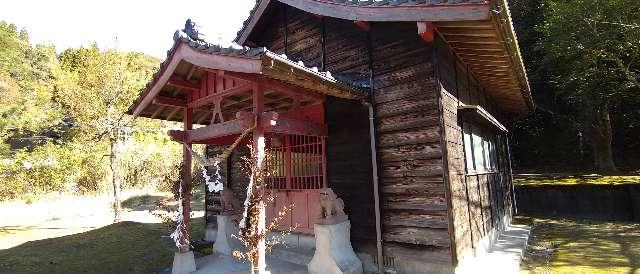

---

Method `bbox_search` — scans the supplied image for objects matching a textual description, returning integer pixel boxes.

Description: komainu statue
[317,188,348,224]
[219,189,241,215]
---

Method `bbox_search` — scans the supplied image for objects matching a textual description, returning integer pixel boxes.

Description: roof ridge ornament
[184,19,206,42]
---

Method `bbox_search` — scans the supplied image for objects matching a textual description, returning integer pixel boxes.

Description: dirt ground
[0,188,206,274]
[520,217,640,274]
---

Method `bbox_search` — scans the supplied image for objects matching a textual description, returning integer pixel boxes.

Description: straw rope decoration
[170,123,256,248]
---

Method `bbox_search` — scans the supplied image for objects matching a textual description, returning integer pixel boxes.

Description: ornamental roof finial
[184,19,206,42]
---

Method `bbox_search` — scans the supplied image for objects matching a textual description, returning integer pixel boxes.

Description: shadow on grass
[521,217,640,274]
[0,218,205,274]
[120,186,207,213]
[121,195,173,211]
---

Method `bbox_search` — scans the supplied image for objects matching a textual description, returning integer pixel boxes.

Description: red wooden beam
[168,76,200,91]
[417,21,436,43]
[153,96,186,108]
[206,70,326,102]
[168,129,186,142]
[188,83,252,108]
[170,109,327,143]
[188,118,250,143]
[204,69,252,84]
[354,21,371,32]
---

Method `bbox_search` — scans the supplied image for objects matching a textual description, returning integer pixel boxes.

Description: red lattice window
[265,134,327,190]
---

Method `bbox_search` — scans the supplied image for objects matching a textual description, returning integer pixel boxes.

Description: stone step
[269,246,315,266]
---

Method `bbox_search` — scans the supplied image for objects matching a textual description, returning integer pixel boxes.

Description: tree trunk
[110,137,122,222]
[583,105,617,174]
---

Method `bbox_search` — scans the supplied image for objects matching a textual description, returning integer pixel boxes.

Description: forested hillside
[0,21,182,201]
[508,0,640,173]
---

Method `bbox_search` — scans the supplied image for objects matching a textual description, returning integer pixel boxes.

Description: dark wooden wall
[434,36,514,265]
[325,97,375,249]
[370,23,451,264]
[252,5,453,266]
[204,145,250,223]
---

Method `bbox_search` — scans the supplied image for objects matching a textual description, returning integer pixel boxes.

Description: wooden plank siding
[435,35,514,265]
[370,23,451,260]
[229,146,251,204]
[325,97,376,246]
[252,5,454,264]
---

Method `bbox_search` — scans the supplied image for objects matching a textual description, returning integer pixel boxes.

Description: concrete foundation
[455,220,530,274]
[307,220,362,274]
[214,214,242,256]
[172,251,196,274]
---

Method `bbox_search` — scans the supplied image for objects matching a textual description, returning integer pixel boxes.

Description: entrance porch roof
[128,26,366,124]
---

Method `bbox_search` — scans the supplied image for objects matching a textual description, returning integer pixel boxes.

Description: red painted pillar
[180,104,193,253]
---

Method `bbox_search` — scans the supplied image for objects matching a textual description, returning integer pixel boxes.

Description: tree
[55,46,159,221]
[1,21,180,202]
[539,0,640,173]
[0,22,64,150]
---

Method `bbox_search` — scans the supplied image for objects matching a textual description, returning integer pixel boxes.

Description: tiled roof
[234,0,488,43]
[171,23,366,88]
[172,28,265,58]
[308,0,486,5]
[129,19,366,115]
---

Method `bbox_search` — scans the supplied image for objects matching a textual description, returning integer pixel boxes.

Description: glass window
[483,138,491,170]
[472,127,485,171]
[489,137,498,170]
[463,124,474,171]
[463,124,499,173]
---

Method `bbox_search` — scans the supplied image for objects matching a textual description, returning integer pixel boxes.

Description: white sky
[0,0,256,58]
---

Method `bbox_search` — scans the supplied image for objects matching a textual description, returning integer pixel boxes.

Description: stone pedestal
[307,220,363,274]
[204,222,217,242]
[172,251,196,274]
[214,214,242,255]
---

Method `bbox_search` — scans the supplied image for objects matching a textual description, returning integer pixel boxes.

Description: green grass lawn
[0,189,209,274]
[520,217,640,274]
[0,218,205,274]
[514,174,640,186]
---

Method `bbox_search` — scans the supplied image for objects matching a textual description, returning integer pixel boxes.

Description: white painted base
[307,220,363,274]
[214,214,242,256]
[172,251,196,274]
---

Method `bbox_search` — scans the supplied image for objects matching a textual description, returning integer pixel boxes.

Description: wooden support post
[252,83,267,273]
[210,97,225,124]
[253,84,265,144]
[180,105,193,253]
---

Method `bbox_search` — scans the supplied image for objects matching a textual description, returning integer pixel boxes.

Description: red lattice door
[265,134,326,234]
